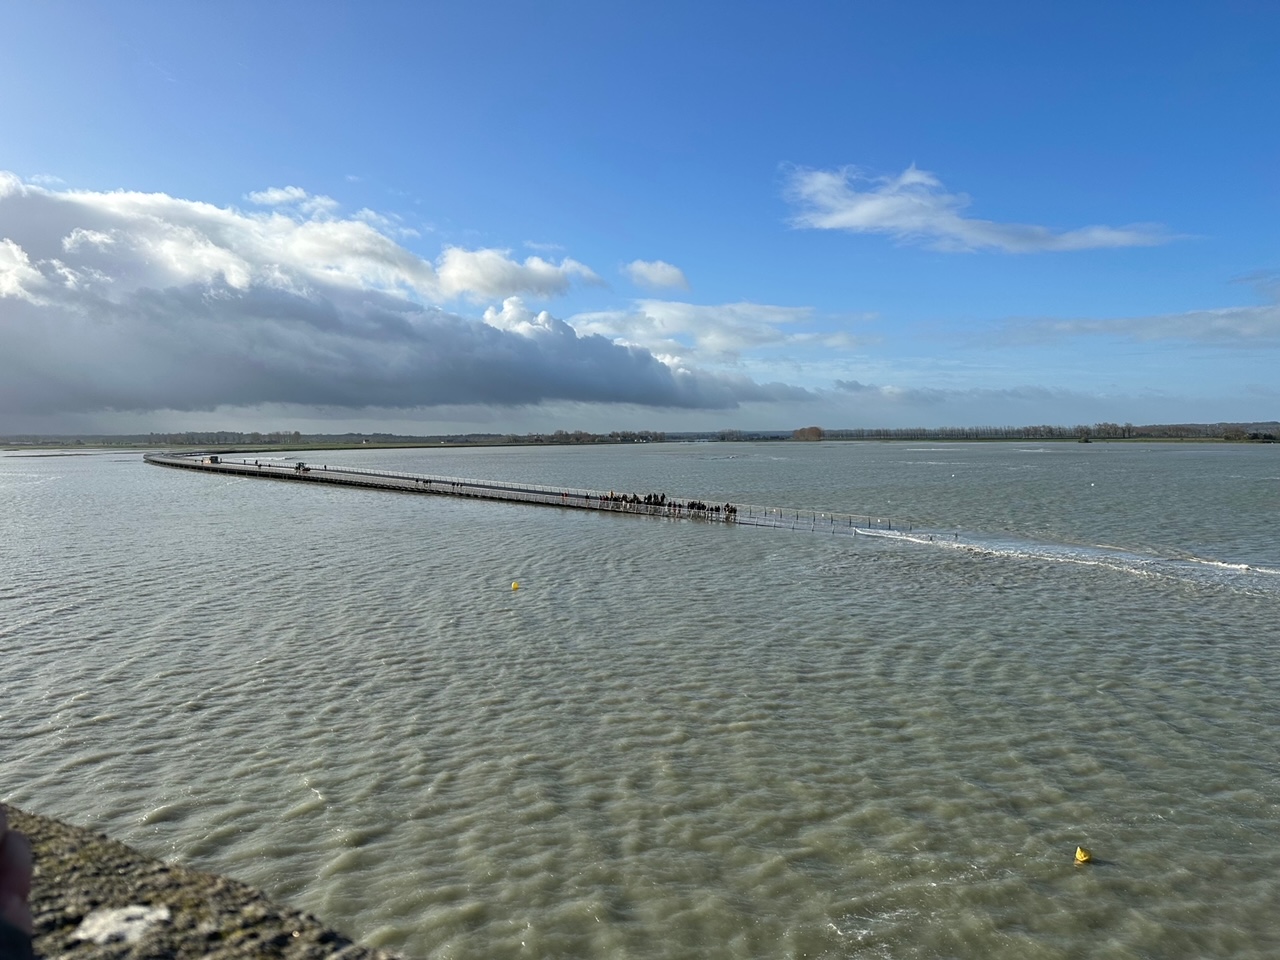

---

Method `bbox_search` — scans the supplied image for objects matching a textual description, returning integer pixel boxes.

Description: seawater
[3,441,1279,959]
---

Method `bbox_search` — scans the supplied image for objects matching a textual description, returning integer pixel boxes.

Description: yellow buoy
[1074,846,1093,865]
[511,581,520,591]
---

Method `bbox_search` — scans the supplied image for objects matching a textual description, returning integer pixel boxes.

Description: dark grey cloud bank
[0,282,807,417]
[0,175,810,420]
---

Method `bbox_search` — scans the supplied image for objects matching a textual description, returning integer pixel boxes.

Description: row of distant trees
[146,430,304,445]
[793,423,1277,441]
[9,422,1275,447]
[138,429,672,446]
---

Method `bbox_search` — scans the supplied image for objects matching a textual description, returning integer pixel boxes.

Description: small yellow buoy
[511,581,520,591]
[1074,846,1093,865]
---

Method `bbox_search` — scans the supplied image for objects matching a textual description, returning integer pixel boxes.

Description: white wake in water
[849,525,1280,596]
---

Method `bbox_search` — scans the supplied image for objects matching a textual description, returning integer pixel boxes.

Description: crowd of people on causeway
[598,491,738,519]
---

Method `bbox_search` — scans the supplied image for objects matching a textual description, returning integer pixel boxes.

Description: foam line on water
[750,516,1280,595]
[909,529,1280,596]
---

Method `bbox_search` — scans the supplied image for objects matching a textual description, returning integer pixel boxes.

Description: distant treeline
[4,422,1277,447]
[803,422,1279,442]
[2,429,672,446]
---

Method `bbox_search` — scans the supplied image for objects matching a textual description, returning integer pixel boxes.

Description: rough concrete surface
[5,805,403,960]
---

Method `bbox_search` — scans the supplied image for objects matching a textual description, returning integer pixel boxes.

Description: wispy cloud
[820,377,1261,429]
[623,259,689,291]
[832,379,1068,407]
[353,207,419,239]
[1234,269,1280,301]
[785,164,1171,253]
[992,302,1280,346]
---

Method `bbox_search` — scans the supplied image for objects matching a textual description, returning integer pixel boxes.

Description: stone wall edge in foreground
[4,804,403,960]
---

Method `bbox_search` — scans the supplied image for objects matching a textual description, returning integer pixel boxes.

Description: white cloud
[0,237,47,302]
[0,173,812,422]
[785,164,1171,253]
[247,185,309,206]
[246,185,339,217]
[62,227,117,251]
[482,296,578,338]
[436,247,600,300]
[0,177,607,305]
[623,259,689,291]
[573,300,817,363]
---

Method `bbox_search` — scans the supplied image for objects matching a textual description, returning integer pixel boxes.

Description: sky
[1,1,1278,435]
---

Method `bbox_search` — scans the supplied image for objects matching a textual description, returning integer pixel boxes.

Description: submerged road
[143,451,913,537]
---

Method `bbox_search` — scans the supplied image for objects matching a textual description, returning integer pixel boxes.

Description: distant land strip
[4,420,1280,449]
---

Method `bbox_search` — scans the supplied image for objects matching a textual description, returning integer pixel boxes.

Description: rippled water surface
[3,442,1280,959]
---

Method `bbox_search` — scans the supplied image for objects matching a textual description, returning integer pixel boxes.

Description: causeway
[143,452,909,536]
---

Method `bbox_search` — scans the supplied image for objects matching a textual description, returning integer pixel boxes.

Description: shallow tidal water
[3,441,1279,959]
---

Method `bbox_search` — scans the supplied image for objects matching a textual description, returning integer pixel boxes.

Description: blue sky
[2,1,1277,434]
